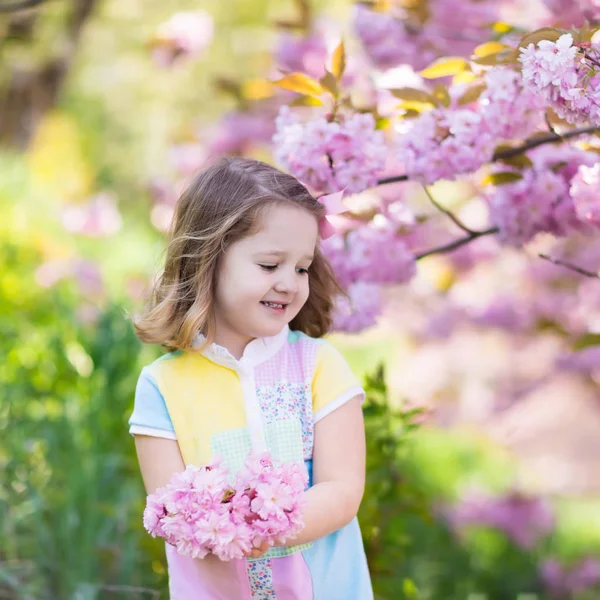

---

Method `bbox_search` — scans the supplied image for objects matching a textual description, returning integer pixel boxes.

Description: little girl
[129,157,373,599]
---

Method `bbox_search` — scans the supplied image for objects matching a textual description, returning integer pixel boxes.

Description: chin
[251,321,289,339]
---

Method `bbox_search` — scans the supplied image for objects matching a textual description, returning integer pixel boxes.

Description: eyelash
[259,265,309,275]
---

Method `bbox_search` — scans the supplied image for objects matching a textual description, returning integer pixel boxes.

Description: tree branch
[538,253,600,278]
[415,227,499,260]
[377,173,409,185]
[377,125,599,187]
[0,0,46,12]
[495,125,598,160]
[422,185,475,234]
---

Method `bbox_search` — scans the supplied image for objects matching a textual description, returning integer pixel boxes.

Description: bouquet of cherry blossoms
[143,452,308,561]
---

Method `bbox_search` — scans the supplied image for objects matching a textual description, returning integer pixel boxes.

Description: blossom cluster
[540,556,600,598]
[332,282,382,333]
[396,108,496,185]
[542,0,600,27]
[273,107,387,194]
[486,145,596,245]
[322,218,416,288]
[353,1,499,71]
[446,489,555,548]
[275,33,328,80]
[397,69,545,184]
[520,33,600,125]
[143,453,308,561]
[570,163,600,229]
[323,214,416,332]
[208,110,277,157]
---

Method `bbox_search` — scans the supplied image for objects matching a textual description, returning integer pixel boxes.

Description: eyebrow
[254,250,314,261]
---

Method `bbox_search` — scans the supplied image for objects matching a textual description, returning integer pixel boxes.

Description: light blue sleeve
[128,367,176,437]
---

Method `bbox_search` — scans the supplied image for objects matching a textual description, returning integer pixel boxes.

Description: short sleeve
[128,367,177,440]
[311,340,365,423]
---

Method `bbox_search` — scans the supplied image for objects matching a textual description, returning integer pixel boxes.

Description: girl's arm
[286,395,366,546]
[134,435,186,494]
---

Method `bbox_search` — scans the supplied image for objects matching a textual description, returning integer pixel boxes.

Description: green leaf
[432,84,451,107]
[498,154,534,169]
[518,27,566,49]
[457,82,487,106]
[331,39,346,80]
[272,72,323,96]
[399,108,422,119]
[573,333,600,351]
[288,95,324,107]
[375,116,391,130]
[472,48,519,66]
[396,101,435,113]
[403,578,420,599]
[319,69,338,97]
[473,41,512,57]
[491,21,514,34]
[390,87,436,105]
[420,57,470,79]
[481,171,523,185]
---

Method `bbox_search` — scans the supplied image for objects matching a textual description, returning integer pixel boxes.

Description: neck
[212,330,255,361]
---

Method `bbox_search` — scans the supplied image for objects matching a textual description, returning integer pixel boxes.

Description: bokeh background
[1,0,600,598]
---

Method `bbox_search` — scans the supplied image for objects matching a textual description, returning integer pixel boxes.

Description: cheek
[299,277,310,303]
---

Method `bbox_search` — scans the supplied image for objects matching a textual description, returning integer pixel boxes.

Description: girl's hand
[244,540,271,559]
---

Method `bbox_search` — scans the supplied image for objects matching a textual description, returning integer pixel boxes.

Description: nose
[273,268,298,294]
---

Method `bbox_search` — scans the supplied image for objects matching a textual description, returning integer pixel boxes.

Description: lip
[260,301,287,314]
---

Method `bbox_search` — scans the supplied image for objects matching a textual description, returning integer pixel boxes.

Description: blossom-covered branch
[377,125,599,187]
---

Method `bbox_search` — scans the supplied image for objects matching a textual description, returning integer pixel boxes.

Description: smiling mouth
[260,301,286,310]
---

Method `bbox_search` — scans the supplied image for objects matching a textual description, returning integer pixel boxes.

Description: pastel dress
[128,325,374,600]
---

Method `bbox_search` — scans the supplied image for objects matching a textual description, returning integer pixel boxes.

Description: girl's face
[213,203,319,358]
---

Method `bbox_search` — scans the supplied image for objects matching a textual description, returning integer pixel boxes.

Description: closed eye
[259,264,277,272]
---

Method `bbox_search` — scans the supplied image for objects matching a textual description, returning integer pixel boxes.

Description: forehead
[245,204,318,252]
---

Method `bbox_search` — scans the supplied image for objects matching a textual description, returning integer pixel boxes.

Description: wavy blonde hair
[134,157,342,350]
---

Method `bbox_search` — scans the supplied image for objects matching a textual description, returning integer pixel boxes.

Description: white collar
[191,325,289,371]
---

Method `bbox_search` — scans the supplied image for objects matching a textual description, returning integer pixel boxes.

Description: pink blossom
[169,143,207,176]
[542,0,600,27]
[570,163,600,229]
[322,220,416,287]
[251,481,295,520]
[480,69,546,139]
[397,69,544,184]
[273,107,386,194]
[519,33,600,125]
[332,282,383,333]
[555,346,600,374]
[354,1,499,71]
[143,453,307,561]
[275,33,328,79]
[540,556,600,597]
[486,145,597,245]
[61,193,122,237]
[208,110,276,157]
[35,258,104,297]
[151,11,213,67]
[143,488,168,537]
[397,108,495,184]
[447,489,555,548]
[471,297,534,332]
[147,178,179,232]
